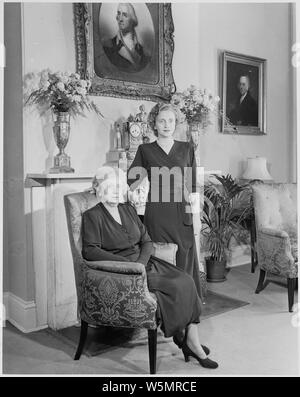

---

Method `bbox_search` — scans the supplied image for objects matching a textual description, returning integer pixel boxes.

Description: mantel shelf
[25,173,93,187]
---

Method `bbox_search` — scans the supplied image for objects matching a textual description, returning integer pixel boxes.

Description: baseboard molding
[3,292,48,333]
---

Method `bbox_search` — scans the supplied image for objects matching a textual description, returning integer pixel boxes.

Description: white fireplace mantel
[26,173,93,330]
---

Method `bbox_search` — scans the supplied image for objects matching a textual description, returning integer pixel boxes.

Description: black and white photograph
[0,0,299,383]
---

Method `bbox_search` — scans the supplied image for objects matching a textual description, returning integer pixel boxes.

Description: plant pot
[205,257,227,282]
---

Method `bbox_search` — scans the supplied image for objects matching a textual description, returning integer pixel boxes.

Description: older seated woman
[81,167,218,369]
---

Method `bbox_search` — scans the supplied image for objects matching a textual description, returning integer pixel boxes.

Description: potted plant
[201,174,251,282]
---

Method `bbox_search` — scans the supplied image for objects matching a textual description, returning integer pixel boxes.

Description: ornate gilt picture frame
[220,51,267,135]
[74,3,176,101]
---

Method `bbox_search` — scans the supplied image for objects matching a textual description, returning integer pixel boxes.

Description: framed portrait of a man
[74,3,175,101]
[220,51,267,135]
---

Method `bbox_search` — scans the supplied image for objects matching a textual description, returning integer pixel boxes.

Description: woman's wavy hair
[148,103,183,137]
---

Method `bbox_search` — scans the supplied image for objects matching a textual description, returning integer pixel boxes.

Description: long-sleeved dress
[82,201,201,338]
[128,140,203,298]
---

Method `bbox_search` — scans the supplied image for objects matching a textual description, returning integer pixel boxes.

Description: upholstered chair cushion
[153,242,178,265]
[252,183,297,235]
[252,183,298,278]
[64,192,158,330]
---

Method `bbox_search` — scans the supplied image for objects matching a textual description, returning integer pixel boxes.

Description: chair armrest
[260,227,289,239]
[84,259,146,275]
[257,228,297,277]
[81,260,157,328]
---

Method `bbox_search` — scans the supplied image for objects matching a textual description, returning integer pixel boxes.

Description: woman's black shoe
[173,332,210,355]
[181,333,218,369]
[182,342,218,369]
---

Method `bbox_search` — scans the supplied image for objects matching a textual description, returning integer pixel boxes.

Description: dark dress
[82,202,201,338]
[128,140,203,299]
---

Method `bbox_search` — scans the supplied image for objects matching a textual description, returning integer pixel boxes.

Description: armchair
[252,183,297,312]
[64,191,178,374]
[64,191,158,373]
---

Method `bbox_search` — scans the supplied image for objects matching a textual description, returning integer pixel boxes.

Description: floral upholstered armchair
[64,191,178,374]
[252,183,297,312]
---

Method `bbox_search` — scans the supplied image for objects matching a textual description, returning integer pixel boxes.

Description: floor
[2,265,299,375]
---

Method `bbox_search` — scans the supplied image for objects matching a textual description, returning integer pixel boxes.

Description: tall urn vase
[189,122,202,166]
[50,111,74,173]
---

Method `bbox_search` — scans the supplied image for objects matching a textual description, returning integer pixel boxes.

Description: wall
[3,3,34,300]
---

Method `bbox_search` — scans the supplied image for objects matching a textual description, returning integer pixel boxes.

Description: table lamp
[241,157,273,183]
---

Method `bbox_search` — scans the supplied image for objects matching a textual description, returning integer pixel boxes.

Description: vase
[189,122,201,146]
[188,122,202,166]
[50,111,74,173]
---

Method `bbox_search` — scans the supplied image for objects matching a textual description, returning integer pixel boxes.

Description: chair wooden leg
[148,329,157,375]
[250,219,256,273]
[74,320,88,360]
[255,269,266,294]
[288,278,297,312]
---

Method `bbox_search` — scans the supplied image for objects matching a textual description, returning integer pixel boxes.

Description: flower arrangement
[170,85,220,128]
[25,69,102,118]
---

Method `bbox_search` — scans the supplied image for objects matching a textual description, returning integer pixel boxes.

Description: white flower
[192,93,202,103]
[171,94,185,108]
[76,87,86,96]
[80,80,88,88]
[73,95,81,102]
[56,82,65,91]
[41,70,49,81]
[60,74,69,84]
[75,73,80,79]
[39,81,50,90]
[215,96,220,103]
[195,96,204,105]
[55,71,63,79]
[202,94,209,107]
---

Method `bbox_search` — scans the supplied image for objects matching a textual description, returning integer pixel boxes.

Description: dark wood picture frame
[220,51,267,135]
[74,3,176,101]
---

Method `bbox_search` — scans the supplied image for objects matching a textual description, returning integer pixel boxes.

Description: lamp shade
[242,157,273,181]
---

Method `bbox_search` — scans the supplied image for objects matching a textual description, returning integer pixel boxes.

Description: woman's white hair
[91,166,128,203]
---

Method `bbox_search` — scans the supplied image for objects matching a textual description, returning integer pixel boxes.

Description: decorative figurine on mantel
[114,123,123,150]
